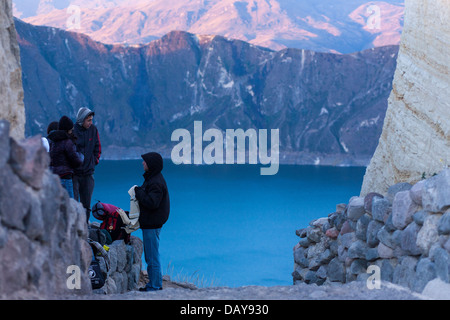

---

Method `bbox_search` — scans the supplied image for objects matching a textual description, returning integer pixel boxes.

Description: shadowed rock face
[0,0,25,140]
[0,120,92,298]
[16,18,398,165]
[361,0,450,196]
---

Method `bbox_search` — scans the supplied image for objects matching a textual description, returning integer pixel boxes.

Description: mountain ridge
[15,18,399,166]
[16,0,404,53]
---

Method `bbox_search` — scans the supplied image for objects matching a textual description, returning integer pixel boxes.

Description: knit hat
[46,121,59,134]
[59,116,74,132]
[141,152,163,177]
[76,107,95,126]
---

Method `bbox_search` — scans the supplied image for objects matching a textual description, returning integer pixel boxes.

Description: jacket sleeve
[94,128,101,165]
[135,183,164,211]
[65,140,83,168]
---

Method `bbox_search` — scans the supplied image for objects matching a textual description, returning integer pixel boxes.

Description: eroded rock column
[0,0,25,140]
[361,0,450,196]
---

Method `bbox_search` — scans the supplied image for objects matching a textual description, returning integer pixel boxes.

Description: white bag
[118,185,140,234]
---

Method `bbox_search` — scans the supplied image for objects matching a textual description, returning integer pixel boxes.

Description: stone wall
[361,0,450,196]
[0,120,92,298]
[293,169,450,293]
[0,0,25,140]
[93,236,144,295]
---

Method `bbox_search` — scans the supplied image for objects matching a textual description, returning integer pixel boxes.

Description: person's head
[83,115,94,129]
[141,152,163,176]
[142,160,149,172]
[76,107,95,129]
[59,116,74,134]
[92,202,106,220]
[47,121,59,135]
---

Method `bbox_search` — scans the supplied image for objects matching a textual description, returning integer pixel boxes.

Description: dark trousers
[73,174,95,223]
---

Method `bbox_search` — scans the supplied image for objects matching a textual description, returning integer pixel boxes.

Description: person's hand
[134,186,143,200]
[128,185,139,195]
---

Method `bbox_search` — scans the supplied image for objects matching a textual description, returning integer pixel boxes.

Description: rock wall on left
[0,120,92,298]
[0,0,25,140]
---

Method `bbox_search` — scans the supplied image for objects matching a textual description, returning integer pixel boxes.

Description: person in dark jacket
[48,116,83,198]
[135,152,170,292]
[73,107,101,223]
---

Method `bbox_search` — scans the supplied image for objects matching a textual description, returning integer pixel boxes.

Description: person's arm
[135,183,164,211]
[66,140,83,168]
[94,127,101,165]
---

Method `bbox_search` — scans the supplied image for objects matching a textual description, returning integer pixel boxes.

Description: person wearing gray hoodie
[73,107,102,223]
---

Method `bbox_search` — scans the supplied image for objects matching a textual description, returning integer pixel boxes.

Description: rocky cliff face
[361,0,450,196]
[0,0,25,140]
[15,19,399,166]
[0,120,92,298]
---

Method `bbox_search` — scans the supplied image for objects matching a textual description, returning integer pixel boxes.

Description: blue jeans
[142,228,162,291]
[61,178,74,199]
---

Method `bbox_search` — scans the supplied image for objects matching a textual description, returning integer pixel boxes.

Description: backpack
[92,202,130,244]
[87,240,110,290]
[88,255,105,290]
[88,225,113,245]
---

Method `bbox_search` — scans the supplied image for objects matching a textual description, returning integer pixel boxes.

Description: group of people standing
[42,107,170,292]
[43,107,101,223]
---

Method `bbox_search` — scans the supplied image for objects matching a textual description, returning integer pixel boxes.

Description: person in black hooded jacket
[48,116,83,198]
[135,152,170,292]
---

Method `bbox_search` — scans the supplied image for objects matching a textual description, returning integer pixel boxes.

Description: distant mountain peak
[15,0,404,53]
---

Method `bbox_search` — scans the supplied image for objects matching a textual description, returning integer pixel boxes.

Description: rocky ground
[112,282,426,300]
[51,279,428,300]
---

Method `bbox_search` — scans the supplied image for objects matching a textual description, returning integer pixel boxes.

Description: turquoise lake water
[91,160,366,287]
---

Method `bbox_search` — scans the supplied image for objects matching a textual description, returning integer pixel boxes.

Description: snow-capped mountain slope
[15,0,404,53]
[15,18,398,164]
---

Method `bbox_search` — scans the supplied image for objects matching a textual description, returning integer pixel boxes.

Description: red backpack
[92,202,130,244]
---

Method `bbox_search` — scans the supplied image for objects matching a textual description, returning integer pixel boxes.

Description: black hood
[141,152,163,178]
[48,130,70,142]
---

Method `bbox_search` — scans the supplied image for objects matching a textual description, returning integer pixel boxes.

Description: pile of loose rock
[293,169,450,293]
